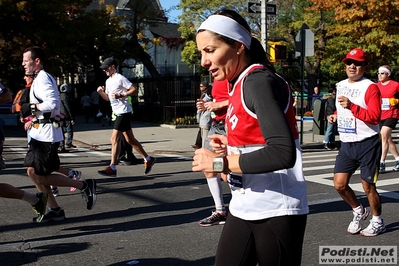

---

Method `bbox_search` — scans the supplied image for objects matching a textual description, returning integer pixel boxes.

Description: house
[122,22,192,79]
[85,0,197,121]
[87,0,192,79]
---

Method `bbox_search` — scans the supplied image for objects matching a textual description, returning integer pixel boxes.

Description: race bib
[337,115,356,134]
[382,98,390,110]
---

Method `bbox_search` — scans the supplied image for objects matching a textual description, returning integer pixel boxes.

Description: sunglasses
[378,72,387,75]
[345,60,364,66]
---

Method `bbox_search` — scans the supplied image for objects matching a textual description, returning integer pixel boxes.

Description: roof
[149,23,181,38]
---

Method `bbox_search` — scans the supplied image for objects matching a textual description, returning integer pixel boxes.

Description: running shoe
[379,162,385,173]
[98,166,116,176]
[33,207,66,223]
[51,186,59,197]
[144,157,156,174]
[360,219,386,237]
[31,192,48,222]
[393,161,399,172]
[198,211,227,227]
[81,179,97,210]
[69,170,82,192]
[347,208,370,234]
[324,143,333,150]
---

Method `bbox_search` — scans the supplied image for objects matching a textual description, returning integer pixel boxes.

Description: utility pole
[295,24,314,144]
[261,0,268,51]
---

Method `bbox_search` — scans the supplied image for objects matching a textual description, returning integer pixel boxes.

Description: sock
[110,164,116,171]
[216,206,226,215]
[353,205,364,215]
[372,215,382,223]
[395,156,399,161]
[207,176,225,214]
[22,192,40,205]
[380,161,385,164]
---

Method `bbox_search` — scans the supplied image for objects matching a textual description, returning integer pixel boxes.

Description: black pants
[215,214,307,266]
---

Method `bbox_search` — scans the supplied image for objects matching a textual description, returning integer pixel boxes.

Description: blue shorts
[334,134,381,184]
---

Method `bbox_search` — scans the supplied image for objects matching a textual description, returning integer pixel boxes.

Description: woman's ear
[237,43,245,55]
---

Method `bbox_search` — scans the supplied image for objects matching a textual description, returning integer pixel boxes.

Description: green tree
[0,0,118,90]
[178,0,335,95]
[119,0,176,106]
[178,0,260,69]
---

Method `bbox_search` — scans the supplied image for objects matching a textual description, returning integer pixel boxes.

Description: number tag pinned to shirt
[381,98,390,110]
[337,115,356,134]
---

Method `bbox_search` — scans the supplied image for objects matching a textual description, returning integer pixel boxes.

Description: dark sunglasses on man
[344,60,364,67]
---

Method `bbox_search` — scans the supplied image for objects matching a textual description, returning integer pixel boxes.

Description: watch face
[213,161,224,171]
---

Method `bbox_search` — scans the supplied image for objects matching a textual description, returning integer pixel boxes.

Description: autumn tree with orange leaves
[308,0,399,75]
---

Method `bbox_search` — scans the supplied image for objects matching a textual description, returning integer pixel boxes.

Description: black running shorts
[24,138,60,175]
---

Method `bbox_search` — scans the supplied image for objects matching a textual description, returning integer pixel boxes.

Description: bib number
[337,115,356,134]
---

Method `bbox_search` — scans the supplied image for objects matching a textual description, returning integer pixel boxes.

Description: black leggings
[215,214,307,266]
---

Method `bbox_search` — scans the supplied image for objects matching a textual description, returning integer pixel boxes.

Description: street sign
[248,2,261,13]
[247,2,277,15]
[295,23,314,57]
[266,4,276,15]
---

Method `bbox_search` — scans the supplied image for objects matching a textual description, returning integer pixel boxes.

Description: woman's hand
[209,134,227,156]
[192,148,218,174]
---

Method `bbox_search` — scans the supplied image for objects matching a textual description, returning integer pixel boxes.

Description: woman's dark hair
[210,9,275,71]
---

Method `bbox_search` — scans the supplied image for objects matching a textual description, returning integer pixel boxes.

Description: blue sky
[159,0,181,23]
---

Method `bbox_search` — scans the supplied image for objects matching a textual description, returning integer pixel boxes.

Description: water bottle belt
[32,118,60,129]
[36,118,54,124]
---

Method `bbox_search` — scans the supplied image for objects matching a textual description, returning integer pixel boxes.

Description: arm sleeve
[238,71,297,174]
[349,84,381,125]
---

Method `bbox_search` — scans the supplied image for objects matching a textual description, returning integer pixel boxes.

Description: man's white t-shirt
[105,73,133,115]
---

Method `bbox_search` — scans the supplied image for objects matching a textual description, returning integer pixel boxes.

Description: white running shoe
[360,219,386,237]
[347,208,370,234]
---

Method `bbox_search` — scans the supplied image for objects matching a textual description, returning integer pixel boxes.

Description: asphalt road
[1,123,399,266]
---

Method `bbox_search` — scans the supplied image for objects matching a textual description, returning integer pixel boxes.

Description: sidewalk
[71,115,334,154]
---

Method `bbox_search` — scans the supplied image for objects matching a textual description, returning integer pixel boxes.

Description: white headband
[378,67,391,75]
[197,15,252,49]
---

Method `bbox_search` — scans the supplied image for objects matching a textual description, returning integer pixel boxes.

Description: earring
[237,52,240,55]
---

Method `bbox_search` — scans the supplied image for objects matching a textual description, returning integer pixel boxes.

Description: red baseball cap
[342,48,368,63]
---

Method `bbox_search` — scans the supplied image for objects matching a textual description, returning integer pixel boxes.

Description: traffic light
[269,42,287,62]
[281,51,300,68]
